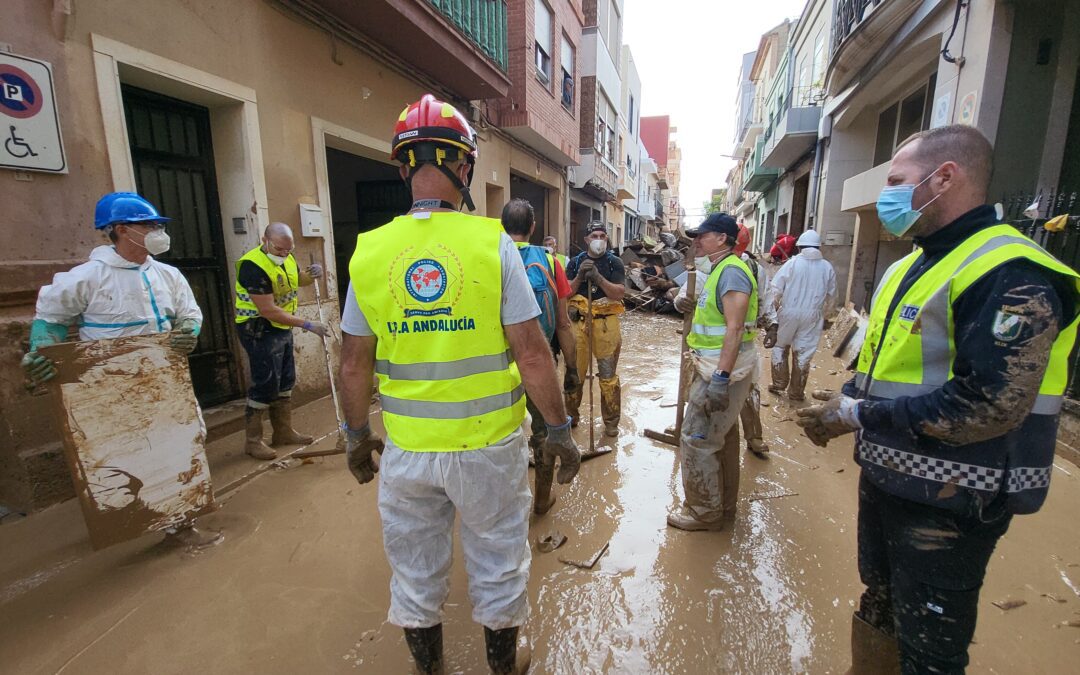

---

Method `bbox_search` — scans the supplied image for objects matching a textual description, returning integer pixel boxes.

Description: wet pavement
[2,313,1080,673]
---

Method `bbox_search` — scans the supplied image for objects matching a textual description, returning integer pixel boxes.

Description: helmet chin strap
[401,144,476,211]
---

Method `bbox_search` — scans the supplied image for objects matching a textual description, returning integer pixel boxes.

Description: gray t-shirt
[341,231,540,336]
[715,265,754,313]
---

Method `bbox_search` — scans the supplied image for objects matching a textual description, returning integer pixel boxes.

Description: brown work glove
[543,417,580,484]
[343,423,385,484]
[563,367,580,394]
[795,395,863,448]
[673,294,696,314]
[763,323,779,349]
[577,259,597,281]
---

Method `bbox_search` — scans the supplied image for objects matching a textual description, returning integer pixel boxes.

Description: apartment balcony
[735,95,766,154]
[572,149,619,202]
[306,0,511,99]
[582,26,621,108]
[617,163,636,200]
[828,0,921,95]
[761,91,821,170]
[744,137,778,192]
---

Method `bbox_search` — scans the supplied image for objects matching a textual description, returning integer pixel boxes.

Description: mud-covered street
[2,313,1080,674]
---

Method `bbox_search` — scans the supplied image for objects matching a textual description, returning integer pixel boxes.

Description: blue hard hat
[94,192,171,230]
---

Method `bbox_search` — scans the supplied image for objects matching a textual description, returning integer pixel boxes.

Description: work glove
[169,318,200,355]
[543,417,581,484]
[568,306,582,322]
[704,372,730,414]
[674,294,696,314]
[576,259,596,281]
[302,320,330,338]
[306,263,324,279]
[21,352,56,388]
[763,323,779,349]
[563,366,580,394]
[342,423,385,485]
[795,395,863,448]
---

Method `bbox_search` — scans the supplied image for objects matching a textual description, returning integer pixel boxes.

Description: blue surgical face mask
[876,169,942,236]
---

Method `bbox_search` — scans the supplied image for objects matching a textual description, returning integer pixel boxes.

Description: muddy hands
[795,395,863,447]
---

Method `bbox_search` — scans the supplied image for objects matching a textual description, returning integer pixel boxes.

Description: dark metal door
[122,85,240,406]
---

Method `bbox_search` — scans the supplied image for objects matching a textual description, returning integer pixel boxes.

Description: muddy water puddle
[2,313,1080,673]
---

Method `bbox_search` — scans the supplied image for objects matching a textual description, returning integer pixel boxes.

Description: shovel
[645,248,696,447]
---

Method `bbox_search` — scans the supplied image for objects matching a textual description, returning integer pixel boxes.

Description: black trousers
[857,474,1012,674]
[237,320,295,406]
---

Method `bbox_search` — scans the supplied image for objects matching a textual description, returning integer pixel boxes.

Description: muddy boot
[747,439,770,458]
[403,624,445,675]
[534,455,556,515]
[603,423,619,437]
[847,613,900,675]
[483,626,529,674]
[666,507,725,532]
[164,522,223,549]
[269,398,313,446]
[245,406,276,460]
[788,359,809,402]
[769,347,790,395]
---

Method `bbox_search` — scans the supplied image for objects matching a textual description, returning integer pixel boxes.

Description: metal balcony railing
[791,85,827,108]
[427,0,509,71]
[832,0,885,53]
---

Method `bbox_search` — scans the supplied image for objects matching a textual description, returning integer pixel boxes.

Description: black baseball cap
[686,212,738,239]
[585,222,607,235]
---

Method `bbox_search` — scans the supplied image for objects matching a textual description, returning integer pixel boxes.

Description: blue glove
[704,372,730,413]
[21,319,67,387]
[543,417,581,484]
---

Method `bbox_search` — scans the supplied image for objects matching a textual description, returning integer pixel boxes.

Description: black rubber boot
[403,624,445,675]
[484,626,527,674]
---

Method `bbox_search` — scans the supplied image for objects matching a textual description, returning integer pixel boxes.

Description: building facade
[0,0,584,511]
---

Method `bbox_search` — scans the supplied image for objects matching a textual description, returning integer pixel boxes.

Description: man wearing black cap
[565,223,626,436]
[669,213,759,531]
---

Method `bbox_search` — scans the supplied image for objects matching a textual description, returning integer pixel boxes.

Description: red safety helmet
[391,94,478,211]
[392,94,478,161]
[734,223,750,257]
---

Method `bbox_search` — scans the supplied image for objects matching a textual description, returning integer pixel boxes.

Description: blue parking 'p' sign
[0,64,43,119]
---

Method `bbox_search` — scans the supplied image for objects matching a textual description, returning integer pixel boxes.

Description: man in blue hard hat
[21,191,220,549]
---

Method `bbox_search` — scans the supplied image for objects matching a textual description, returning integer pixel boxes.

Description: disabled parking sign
[0,52,66,173]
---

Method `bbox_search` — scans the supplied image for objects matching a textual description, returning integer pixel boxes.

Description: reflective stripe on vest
[856,224,1080,415]
[857,438,1051,494]
[234,247,299,329]
[687,254,759,351]
[350,212,525,451]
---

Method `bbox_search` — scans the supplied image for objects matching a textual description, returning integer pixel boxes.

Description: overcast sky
[622,0,808,227]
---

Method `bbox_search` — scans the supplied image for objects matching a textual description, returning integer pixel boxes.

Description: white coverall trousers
[378,431,532,630]
[770,308,824,399]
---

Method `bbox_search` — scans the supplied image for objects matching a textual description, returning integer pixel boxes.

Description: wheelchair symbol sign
[0,52,65,173]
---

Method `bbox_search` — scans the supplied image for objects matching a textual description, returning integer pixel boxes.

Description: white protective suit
[35,245,202,339]
[768,247,836,378]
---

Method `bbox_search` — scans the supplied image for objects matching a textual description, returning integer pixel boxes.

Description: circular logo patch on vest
[405,259,448,303]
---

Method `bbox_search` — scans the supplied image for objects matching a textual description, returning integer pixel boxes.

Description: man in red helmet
[337,94,579,674]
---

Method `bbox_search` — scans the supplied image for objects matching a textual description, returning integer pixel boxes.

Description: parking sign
[0,52,66,173]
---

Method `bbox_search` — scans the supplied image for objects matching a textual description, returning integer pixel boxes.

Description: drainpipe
[807,113,830,231]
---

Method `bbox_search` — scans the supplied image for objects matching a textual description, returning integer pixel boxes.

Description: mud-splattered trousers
[679,370,753,522]
[739,382,764,448]
[236,320,295,408]
[235,319,295,408]
[565,313,622,428]
[769,309,822,399]
[856,474,1011,674]
[378,432,533,630]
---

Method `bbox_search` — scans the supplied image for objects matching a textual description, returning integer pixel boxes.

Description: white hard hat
[796,230,821,247]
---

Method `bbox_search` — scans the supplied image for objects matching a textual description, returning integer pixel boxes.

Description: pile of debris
[620,232,691,314]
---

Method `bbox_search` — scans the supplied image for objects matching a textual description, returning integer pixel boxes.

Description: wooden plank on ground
[40,334,215,550]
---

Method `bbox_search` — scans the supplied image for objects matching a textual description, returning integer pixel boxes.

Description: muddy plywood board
[40,335,215,550]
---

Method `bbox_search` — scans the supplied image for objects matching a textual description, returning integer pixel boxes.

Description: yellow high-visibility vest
[687,254,759,353]
[856,224,1080,415]
[235,247,299,329]
[349,212,525,451]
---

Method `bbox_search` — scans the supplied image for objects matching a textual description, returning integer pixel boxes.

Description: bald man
[234,223,328,460]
